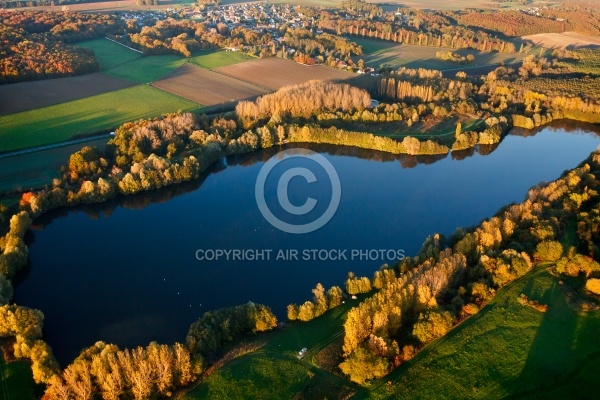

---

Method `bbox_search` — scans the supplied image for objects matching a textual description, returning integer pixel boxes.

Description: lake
[14,122,600,364]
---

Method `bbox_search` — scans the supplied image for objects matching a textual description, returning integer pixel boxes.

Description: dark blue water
[14,123,600,364]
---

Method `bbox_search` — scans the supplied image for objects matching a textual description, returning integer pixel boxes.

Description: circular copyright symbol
[255,148,341,234]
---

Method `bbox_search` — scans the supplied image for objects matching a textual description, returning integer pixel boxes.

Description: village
[116,2,384,72]
[119,2,318,38]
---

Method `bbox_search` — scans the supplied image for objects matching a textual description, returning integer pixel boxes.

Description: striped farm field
[0,73,135,116]
[215,58,354,90]
[152,63,268,106]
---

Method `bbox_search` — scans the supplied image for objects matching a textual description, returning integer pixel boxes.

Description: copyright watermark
[255,148,341,234]
[195,248,406,262]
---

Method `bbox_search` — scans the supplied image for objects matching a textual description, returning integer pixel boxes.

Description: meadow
[76,37,187,84]
[0,137,109,193]
[77,37,143,70]
[0,86,198,152]
[104,55,188,84]
[0,38,145,117]
[181,262,600,399]
[0,47,357,153]
[0,73,135,116]
[329,115,484,147]
[183,297,367,399]
[189,49,255,70]
[0,43,249,152]
[367,266,600,399]
[523,32,600,50]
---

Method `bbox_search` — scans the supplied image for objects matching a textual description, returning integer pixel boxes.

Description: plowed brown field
[0,73,135,116]
[215,58,353,90]
[151,63,268,106]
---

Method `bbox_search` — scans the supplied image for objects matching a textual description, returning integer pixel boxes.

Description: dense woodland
[328,19,516,54]
[319,6,518,54]
[0,0,107,8]
[235,81,371,126]
[0,10,123,83]
[45,341,197,399]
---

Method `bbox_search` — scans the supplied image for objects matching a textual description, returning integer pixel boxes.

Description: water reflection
[31,121,600,228]
[15,121,600,364]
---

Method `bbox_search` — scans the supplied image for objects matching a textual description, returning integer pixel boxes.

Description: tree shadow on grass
[503,272,600,399]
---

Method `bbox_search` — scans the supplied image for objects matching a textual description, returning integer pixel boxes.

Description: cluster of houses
[179,3,314,33]
[518,6,565,22]
[118,11,168,23]
[114,3,384,74]
[521,7,542,16]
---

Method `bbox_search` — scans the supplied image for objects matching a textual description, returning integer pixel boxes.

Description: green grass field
[104,55,187,83]
[0,354,39,400]
[182,262,600,399]
[351,37,398,55]
[77,38,143,71]
[189,50,254,70]
[366,266,600,399]
[183,298,367,399]
[0,137,109,193]
[0,48,255,153]
[323,115,483,148]
[0,86,199,152]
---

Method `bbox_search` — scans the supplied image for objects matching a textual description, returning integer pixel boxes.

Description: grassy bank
[0,137,109,193]
[0,354,39,400]
[367,265,600,399]
[183,297,368,399]
[179,262,600,399]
